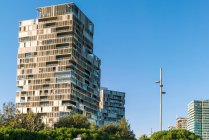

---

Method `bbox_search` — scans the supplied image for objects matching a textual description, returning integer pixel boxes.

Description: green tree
[0,102,16,126]
[150,129,202,140]
[0,127,47,140]
[54,114,90,129]
[118,117,136,140]
[90,121,98,130]
[99,123,120,135]
[14,110,45,131]
[139,134,150,140]
[98,117,136,140]
[39,128,115,140]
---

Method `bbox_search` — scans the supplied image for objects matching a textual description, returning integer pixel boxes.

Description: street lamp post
[155,68,166,131]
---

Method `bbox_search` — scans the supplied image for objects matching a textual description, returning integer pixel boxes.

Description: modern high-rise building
[16,3,101,126]
[187,100,209,140]
[98,88,125,126]
[176,117,187,129]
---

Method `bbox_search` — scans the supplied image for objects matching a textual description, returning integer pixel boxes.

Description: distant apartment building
[176,117,187,129]
[16,3,101,126]
[187,100,209,140]
[98,88,125,126]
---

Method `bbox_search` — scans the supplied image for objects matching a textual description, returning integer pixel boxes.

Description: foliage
[0,103,136,139]
[99,123,121,135]
[0,119,136,140]
[90,121,98,130]
[54,114,90,129]
[0,102,44,131]
[0,102,16,126]
[0,127,125,140]
[150,129,202,140]
[0,127,47,140]
[99,117,136,140]
[118,117,135,140]
[14,110,45,131]
[40,128,112,140]
[139,134,150,140]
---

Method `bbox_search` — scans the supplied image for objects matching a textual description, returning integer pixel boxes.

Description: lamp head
[155,80,160,84]
[162,92,166,94]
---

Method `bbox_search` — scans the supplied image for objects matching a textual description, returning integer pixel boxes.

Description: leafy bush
[0,112,136,140]
[41,128,117,140]
[0,127,47,140]
[54,114,90,129]
[150,129,202,140]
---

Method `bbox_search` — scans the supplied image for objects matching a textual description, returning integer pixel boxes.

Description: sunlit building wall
[16,3,101,126]
[188,100,209,140]
[98,88,125,126]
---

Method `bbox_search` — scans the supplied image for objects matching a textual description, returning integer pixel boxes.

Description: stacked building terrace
[16,3,101,126]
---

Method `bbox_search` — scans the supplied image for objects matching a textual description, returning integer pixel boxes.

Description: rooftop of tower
[36,3,93,25]
[19,3,94,35]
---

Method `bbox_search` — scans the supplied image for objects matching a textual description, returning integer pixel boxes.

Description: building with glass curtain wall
[16,3,101,126]
[98,88,125,126]
[187,100,209,140]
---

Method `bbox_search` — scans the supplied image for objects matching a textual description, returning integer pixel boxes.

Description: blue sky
[1,0,209,137]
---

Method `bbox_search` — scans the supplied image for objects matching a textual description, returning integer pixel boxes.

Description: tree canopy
[150,129,202,140]
[139,134,149,140]
[0,102,44,131]
[99,123,121,135]
[99,117,136,140]
[118,117,136,140]
[54,114,91,129]
[0,102,16,126]
[14,110,45,131]
[0,102,137,139]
